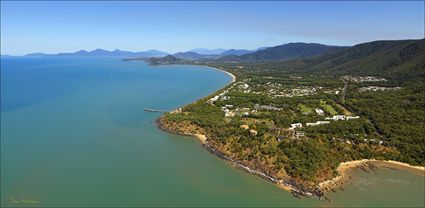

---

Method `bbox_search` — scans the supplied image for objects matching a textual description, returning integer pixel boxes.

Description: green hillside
[286,39,424,82]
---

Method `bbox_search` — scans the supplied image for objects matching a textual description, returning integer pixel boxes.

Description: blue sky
[1,1,424,55]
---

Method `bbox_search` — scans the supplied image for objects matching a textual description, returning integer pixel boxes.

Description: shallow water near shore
[1,57,424,207]
[323,165,424,207]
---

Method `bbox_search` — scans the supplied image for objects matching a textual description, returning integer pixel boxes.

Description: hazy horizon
[1,1,424,56]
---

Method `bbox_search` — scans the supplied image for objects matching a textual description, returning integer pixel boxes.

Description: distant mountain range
[25,49,169,57]
[131,38,425,84]
[170,43,346,62]
[26,43,388,63]
[121,43,350,64]
[173,51,218,60]
[189,48,227,55]
[23,47,269,59]
[33,41,418,69]
[172,48,264,59]
[220,49,253,56]
[187,47,268,56]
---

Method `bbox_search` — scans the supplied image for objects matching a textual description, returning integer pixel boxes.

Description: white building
[208,95,220,103]
[317,121,330,125]
[306,121,330,126]
[289,123,303,130]
[240,84,249,90]
[346,116,360,120]
[225,111,235,117]
[314,108,325,116]
[249,129,258,136]
[326,115,346,121]
[326,115,360,121]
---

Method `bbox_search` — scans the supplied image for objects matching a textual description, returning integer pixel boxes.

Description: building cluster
[342,75,387,83]
[209,93,225,103]
[358,86,401,92]
[230,79,343,99]
[321,89,341,95]
[239,83,250,90]
[221,105,255,117]
[271,86,319,98]
[221,104,235,117]
[208,83,237,104]
[325,115,360,121]
[288,115,360,131]
[254,104,282,111]
[230,82,252,93]
[306,121,330,126]
[206,76,369,142]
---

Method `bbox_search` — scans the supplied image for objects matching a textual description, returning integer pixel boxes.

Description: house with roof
[314,108,325,116]
[289,123,303,130]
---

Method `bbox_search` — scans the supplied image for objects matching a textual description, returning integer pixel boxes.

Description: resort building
[306,121,330,126]
[240,124,249,130]
[314,108,325,116]
[326,115,346,121]
[289,123,303,130]
[346,116,360,120]
[249,129,258,136]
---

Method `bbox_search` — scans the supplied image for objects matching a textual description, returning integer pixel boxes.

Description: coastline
[155,63,424,199]
[160,64,236,116]
[319,159,425,192]
[156,65,323,197]
[202,65,236,83]
[156,116,322,198]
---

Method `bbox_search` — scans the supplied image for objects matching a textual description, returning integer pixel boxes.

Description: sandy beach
[204,66,236,83]
[222,70,236,83]
[194,134,207,144]
[319,159,425,191]
[277,183,296,192]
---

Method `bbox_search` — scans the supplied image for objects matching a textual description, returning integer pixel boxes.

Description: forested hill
[218,43,346,62]
[277,39,425,83]
[159,38,425,193]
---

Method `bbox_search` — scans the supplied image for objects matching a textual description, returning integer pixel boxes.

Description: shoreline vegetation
[157,112,424,199]
[156,117,321,198]
[156,68,325,198]
[136,39,425,200]
[156,65,425,200]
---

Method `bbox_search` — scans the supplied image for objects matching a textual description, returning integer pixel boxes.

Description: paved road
[341,79,348,103]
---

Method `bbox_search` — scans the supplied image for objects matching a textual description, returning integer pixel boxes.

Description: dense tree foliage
[160,39,425,186]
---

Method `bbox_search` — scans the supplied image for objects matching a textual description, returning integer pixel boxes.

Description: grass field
[298,104,313,114]
[320,100,338,115]
[336,103,352,116]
